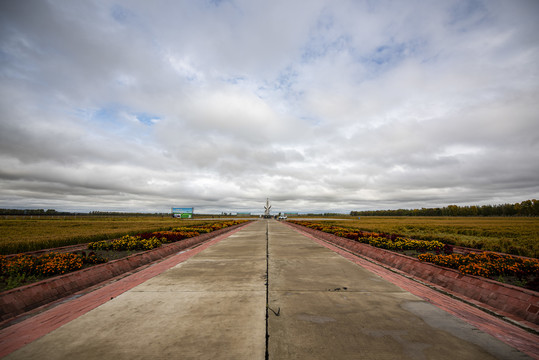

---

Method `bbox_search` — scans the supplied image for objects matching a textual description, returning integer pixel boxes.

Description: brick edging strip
[285,222,539,326]
[0,221,252,322]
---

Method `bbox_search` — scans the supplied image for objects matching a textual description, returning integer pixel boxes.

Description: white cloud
[0,0,538,213]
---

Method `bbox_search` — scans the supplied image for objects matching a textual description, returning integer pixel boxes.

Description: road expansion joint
[265,221,270,360]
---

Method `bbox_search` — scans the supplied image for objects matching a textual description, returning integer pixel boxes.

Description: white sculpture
[264,198,271,218]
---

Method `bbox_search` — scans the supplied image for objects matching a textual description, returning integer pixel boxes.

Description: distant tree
[349,199,538,217]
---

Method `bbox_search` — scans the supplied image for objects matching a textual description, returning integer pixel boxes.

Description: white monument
[263,198,272,218]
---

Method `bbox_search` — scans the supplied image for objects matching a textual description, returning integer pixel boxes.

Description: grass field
[2,216,538,258]
[0,216,233,254]
[313,217,539,258]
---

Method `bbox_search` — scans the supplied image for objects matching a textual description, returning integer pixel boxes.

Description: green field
[314,217,539,258]
[0,216,233,254]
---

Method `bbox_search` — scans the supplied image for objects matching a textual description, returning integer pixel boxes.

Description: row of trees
[88,211,168,216]
[350,199,539,217]
[0,209,72,216]
[0,209,168,216]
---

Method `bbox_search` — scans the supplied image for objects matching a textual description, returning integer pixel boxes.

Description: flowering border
[289,221,538,284]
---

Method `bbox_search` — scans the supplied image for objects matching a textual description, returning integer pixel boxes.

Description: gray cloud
[1,0,538,213]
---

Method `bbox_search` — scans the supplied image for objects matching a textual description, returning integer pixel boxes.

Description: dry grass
[0,216,227,254]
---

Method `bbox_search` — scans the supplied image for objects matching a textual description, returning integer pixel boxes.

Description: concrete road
[5,220,531,359]
[6,221,267,360]
[266,221,528,360]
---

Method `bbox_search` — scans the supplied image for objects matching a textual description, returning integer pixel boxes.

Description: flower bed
[1,252,82,277]
[1,220,247,292]
[290,221,453,253]
[0,252,108,291]
[88,235,162,251]
[418,252,539,279]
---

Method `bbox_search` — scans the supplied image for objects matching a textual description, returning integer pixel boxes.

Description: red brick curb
[285,222,539,326]
[0,221,252,323]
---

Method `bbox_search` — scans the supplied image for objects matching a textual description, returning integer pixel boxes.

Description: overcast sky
[1,0,538,214]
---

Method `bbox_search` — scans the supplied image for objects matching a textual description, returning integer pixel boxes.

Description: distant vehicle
[278,215,287,220]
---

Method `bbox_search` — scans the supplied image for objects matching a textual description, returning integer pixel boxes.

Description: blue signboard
[172,207,194,218]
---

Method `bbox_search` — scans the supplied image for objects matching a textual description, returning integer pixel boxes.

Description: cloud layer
[1,0,538,213]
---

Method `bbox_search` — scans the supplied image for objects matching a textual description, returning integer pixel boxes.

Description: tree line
[0,209,74,216]
[0,209,168,216]
[350,199,539,217]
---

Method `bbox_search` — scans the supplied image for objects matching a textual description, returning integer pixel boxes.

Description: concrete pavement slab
[131,259,266,292]
[268,290,524,360]
[270,257,402,293]
[8,290,264,360]
[266,220,530,360]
